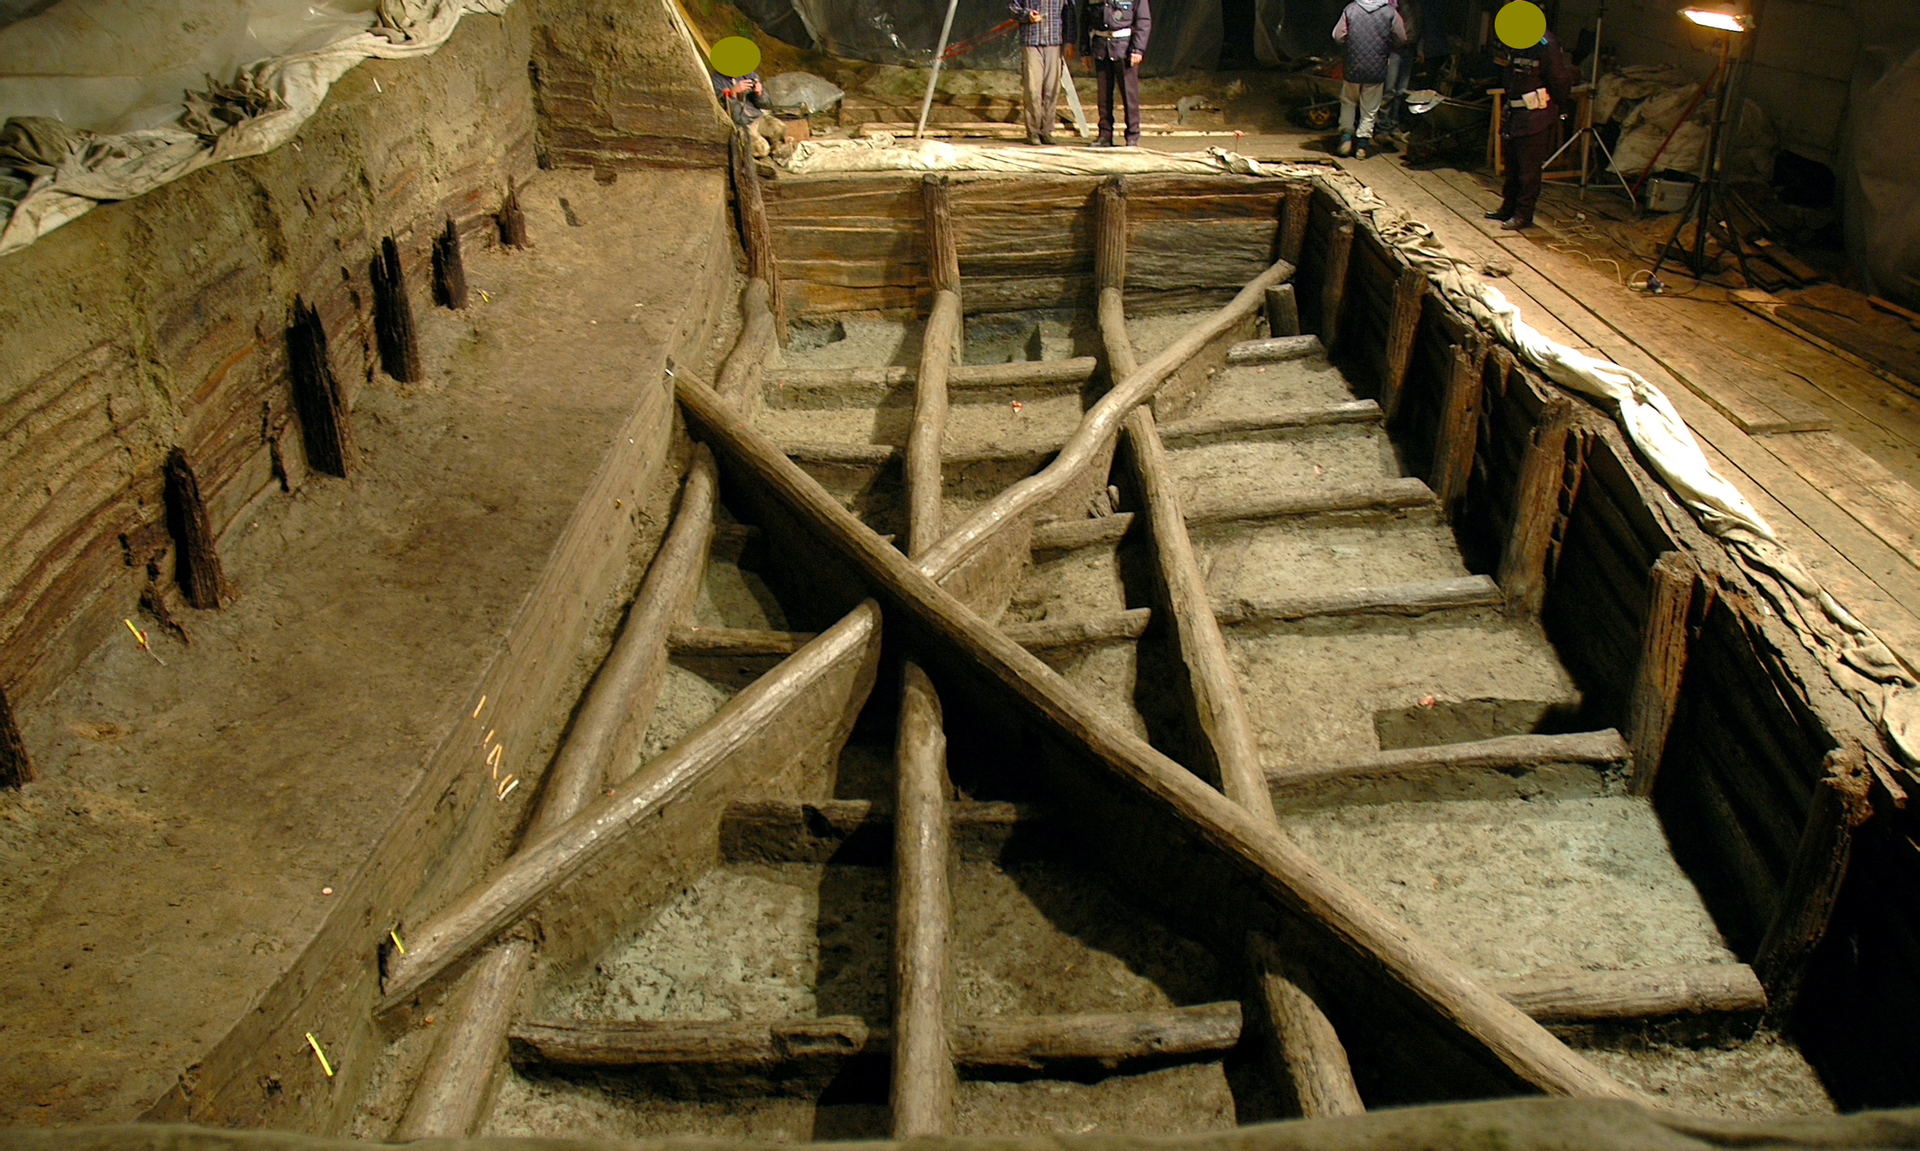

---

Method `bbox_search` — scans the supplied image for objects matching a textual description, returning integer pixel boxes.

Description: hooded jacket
[1332,0,1408,86]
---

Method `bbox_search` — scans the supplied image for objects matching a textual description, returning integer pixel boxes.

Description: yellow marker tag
[710,35,761,78]
[472,694,487,718]
[305,1032,335,1078]
[124,619,147,647]
[389,929,407,955]
[1495,1,1547,49]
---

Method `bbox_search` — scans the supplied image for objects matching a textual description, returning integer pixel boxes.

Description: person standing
[1011,0,1077,145]
[1487,28,1574,230]
[1083,0,1152,147]
[1331,0,1407,159]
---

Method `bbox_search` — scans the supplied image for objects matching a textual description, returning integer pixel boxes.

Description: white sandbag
[764,70,843,115]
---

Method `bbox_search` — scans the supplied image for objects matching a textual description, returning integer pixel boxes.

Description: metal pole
[916,0,965,139]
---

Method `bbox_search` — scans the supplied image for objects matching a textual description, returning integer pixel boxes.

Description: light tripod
[1541,0,1638,206]
[1647,21,1759,289]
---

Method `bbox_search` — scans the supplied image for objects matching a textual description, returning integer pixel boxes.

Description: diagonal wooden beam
[674,370,1641,1103]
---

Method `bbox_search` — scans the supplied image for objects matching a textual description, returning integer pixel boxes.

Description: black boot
[1484,206,1515,221]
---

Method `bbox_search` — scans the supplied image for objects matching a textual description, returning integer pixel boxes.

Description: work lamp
[1679,5,1753,31]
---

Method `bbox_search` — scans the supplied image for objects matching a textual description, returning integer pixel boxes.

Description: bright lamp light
[1680,6,1752,31]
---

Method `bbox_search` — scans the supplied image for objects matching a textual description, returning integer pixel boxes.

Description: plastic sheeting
[1311,170,1918,767]
[1841,0,1920,309]
[0,0,511,257]
[781,0,1221,75]
[783,136,1273,175]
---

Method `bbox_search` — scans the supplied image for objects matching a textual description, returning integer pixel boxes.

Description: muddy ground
[0,170,734,1124]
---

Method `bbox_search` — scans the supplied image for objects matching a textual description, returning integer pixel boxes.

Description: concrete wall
[1552,0,1859,165]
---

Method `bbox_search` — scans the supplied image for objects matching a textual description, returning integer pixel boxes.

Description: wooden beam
[1626,551,1699,797]
[916,259,1296,582]
[671,626,818,656]
[923,174,961,296]
[1266,284,1302,338]
[380,600,882,1010]
[1227,334,1322,366]
[720,798,1040,865]
[1320,215,1355,354]
[675,372,1641,1102]
[372,236,423,384]
[1431,340,1486,510]
[509,1003,1243,1071]
[892,664,955,1136]
[1380,264,1428,420]
[1272,731,1631,789]
[1101,176,1276,827]
[768,358,1099,408]
[910,178,962,557]
[1247,932,1364,1118]
[1281,182,1312,267]
[1754,751,1871,1015]
[730,130,780,341]
[163,448,228,610]
[1485,964,1766,1024]
[391,938,532,1139]
[1030,477,1438,552]
[1160,400,1379,447]
[1006,609,1153,651]
[1215,575,1502,627]
[1497,393,1576,616]
[285,296,356,480]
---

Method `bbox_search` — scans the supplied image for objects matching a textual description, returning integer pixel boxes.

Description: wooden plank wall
[762,173,1290,319]
[1295,184,1895,1083]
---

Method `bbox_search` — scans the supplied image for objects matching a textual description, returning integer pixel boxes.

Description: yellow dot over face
[711,35,762,78]
[1495,1,1547,49]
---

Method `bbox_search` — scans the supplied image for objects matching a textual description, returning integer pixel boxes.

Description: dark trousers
[1094,56,1141,143]
[1500,128,1553,224]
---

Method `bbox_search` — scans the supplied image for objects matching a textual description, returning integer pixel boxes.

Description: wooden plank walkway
[1332,153,1920,666]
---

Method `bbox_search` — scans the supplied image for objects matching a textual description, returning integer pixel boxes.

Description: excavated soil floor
[0,170,733,1124]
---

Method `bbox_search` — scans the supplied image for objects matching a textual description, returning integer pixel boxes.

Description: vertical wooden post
[1626,551,1699,795]
[1379,264,1427,420]
[372,236,423,383]
[286,297,356,478]
[432,218,469,310]
[1754,750,1871,1017]
[496,179,529,249]
[1266,284,1300,338]
[0,683,32,789]
[909,176,962,557]
[163,448,228,610]
[1497,394,1574,616]
[1096,176,1129,293]
[1280,182,1312,267]
[892,661,956,1137]
[731,129,785,346]
[1320,216,1355,354]
[1248,933,1365,1118]
[1431,341,1486,510]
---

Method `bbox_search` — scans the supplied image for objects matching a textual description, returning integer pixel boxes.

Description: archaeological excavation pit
[6,4,1920,1147]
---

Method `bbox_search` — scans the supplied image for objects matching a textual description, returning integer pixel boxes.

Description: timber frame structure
[142,145,1896,1133]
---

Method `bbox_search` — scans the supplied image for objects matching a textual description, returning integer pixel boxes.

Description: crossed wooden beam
[379,175,1653,1138]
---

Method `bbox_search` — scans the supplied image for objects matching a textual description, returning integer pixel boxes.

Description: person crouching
[1011,0,1077,145]
[1331,0,1406,159]
[1083,0,1151,147]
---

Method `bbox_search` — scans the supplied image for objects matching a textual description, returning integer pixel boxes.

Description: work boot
[1040,134,1056,145]
[1336,133,1354,156]
[1093,137,1116,148]
[1124,136,1140,147]
[1353,137,1372,159]
[1484,207,1514,220]
[1501,217,1535,231]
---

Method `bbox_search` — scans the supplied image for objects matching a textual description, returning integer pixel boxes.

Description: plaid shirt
[1010,0,1072,47]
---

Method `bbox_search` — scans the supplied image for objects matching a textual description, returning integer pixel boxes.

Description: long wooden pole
[1247,932,1365,1117]
[1626,551,1697,796]
[1498,393,1576,616]
[674,373,1641,1102]
[1098,177,1275,826]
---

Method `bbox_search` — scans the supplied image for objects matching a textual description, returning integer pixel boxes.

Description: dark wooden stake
[286,297,355,478]
[163,448,229,610]
[0,683,32,789]
[1320,216,1355,354]
[731,129,785,345]
[1379,264,1427,420]
[1497,393,1575,616]
[1431,341,1486,510]
[432,217,468,310]
[1753,750,1871,1015]
[372,235,423,383]
[1280,182,1312,266]
[496,180,529,249]
[1266,283,1301,337]
[1626,551,1699,795]
[1248,932,1364,1118]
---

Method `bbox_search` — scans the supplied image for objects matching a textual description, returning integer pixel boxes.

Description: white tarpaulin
[0,0,511,257]
[1309,169,1920,767]
[784,137,1275,177]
